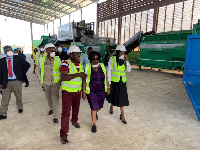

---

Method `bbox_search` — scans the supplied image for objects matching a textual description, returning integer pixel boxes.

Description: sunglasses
[92,58,100,60]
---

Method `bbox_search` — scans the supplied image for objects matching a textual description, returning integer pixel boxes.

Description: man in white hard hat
[106,44,131,124]
[60,45,87,144]
[40,43,61,123]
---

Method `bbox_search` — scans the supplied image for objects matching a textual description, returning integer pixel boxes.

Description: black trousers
[23,73,29,85]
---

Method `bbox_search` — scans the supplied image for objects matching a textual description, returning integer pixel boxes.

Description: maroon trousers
[60,90,81,138]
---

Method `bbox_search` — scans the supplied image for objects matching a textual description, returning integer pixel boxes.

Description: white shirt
[107,58,131,84]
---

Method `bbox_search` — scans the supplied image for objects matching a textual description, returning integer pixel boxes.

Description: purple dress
[87,67,106,110]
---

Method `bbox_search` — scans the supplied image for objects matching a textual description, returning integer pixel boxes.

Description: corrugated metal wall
[98,0,200,44]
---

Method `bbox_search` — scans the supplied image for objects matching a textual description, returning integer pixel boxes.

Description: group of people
[0,43,131,144]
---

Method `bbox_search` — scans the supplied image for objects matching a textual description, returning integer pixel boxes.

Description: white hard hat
[45,43,55,49]
[116,44,126,51]
[68,45,81,54]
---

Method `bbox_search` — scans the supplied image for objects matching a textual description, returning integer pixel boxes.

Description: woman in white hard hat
[107,44,131,124]
[82,51,110,133]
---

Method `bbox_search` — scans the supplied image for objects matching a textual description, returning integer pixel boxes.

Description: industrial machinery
[138,30,192,70]
[39,20,142,64]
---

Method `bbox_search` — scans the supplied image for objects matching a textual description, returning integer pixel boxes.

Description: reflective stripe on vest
[35,52,40,66]
[62,59,83,92]
[111,56,126,83]
[85,63,107,94]
[40,56,61,84]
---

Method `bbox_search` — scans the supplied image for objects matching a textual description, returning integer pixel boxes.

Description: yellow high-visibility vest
[110,56,126,83]
[85,63,107,94]
[62,59,83,92]
[40,56,61,84]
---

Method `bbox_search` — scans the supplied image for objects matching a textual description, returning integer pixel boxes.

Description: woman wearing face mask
[107,45,131,124]
[40,43,61,123]
[82,51,110,133]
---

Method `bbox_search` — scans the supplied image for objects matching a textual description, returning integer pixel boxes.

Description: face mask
[92,63,99,68]
[40,48,44,52]
[7,51,14,57]
[50,52,55,58]
[14,53,18,55]
[58,47,62,52]
[119,55,124,60]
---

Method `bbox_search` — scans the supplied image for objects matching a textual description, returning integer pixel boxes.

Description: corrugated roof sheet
[0,0,97,24]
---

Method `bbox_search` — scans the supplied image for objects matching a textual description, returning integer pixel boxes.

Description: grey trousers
[43,82,60,119]
[0,80,23,116]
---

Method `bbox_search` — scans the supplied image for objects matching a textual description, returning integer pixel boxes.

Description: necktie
[8,58,13,77]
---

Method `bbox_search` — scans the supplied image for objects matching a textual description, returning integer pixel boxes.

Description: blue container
[183,35,200,121]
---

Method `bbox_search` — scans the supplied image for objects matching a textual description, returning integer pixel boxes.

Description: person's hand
[82,92,87,100]
[124,54,129,61]
[78,72,87,79]
[0,85,2,89]
[107,88,110,95]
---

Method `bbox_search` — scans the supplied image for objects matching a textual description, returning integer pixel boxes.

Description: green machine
[139,30,192,70]
[83,37,117,64]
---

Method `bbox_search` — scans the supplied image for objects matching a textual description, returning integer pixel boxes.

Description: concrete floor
[0,55,200,149]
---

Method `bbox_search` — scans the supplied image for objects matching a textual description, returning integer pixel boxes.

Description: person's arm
[21,56,31,74]
[125,54,131,72]
[106,72,111,95]
[82,78,87,100]
[61,71,86,81]
[107,58,112,85]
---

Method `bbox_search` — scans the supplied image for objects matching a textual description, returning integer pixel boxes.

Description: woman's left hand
[107,88,111,95]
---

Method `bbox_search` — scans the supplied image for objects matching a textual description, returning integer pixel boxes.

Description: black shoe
[120,115,127,124]
[72,122,80,128]
[53,118,59,123]
[91,125,97,133]
[18,109,23,114]
[0,115,7,120]
[60,137,69,144]
[42,86,45,91]
[96,114,98,120]
[25,84,29,87]
[48,110,53,115]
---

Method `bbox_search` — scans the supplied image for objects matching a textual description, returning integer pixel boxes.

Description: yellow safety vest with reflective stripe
[40,56,61,84]
[62,59,83,92]
[111,56,126,83]
[35,52,40,66]
[32,51,36,60]
[85,63,107,94]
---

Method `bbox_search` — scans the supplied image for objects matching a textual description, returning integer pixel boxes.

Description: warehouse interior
[0,0,200,149]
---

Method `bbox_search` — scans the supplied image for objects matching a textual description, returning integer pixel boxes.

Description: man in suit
[0,45,31,120]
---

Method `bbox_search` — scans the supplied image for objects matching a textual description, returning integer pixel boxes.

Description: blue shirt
[6,56,17,80]
[80,54,90,68]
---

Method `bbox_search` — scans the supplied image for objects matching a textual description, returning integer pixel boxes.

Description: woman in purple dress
[82,51,110,133]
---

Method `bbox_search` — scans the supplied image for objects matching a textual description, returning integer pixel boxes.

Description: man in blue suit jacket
[0,45,30,120]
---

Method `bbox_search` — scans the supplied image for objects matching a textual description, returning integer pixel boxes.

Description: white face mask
[119,55,124,60]
[40,48,44,52]
[14,53,18,55]
[92,63,99,68]
[58,47,62,52]
[7,51,14,57]
[50,52,55,58]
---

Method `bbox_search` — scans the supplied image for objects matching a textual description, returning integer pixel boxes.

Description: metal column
[30,22,34,52]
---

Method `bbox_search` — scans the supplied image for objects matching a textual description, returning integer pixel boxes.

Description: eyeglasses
[92,58,100,60]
